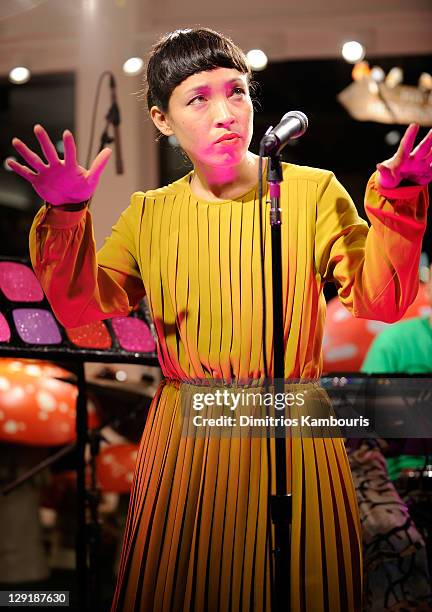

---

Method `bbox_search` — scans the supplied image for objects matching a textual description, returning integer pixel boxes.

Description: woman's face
[151,67,254,169]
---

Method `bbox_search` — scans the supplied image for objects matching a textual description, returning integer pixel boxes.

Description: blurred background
[0,1,431,610]
[0,0,431,251]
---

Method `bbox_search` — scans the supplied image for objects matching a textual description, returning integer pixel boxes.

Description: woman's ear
[150,106,174,136]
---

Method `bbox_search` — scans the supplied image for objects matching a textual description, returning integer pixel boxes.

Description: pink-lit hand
[7,124,112,205]
[376,123,432,189]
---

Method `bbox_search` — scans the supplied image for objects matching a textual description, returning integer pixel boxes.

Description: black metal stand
[266,154,292,610]
[75,363,89,610]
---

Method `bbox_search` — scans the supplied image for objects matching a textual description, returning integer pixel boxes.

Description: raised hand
[377,123,432,189]
[7,124,112,205]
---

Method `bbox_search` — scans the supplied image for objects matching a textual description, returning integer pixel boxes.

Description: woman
[9,27,431,612]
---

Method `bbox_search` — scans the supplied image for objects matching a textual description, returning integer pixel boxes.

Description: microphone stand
[266,153,292,610]
[98,75,124,174]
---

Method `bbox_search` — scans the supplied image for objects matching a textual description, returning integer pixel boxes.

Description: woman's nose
[212,100,235,127]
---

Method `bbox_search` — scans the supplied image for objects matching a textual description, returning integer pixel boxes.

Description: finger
[6,158,37,181]
[33,124,59,164]
[63,130,77,167]
[11,137,46,171]
[376,163,398,188]
[410,128,432,159]
[398,123,420,160]
[88,148,112,186]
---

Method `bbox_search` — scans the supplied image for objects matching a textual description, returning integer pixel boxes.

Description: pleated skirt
[110,379,363,612]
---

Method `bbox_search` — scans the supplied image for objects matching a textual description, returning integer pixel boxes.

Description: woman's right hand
[7,124,112,206]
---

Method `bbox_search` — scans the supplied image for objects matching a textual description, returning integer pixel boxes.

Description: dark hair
[146,27,252,112]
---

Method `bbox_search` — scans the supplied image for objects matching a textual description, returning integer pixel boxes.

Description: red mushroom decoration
[323,283,432,373]
[0,359,99,445]
[96,444,139,493]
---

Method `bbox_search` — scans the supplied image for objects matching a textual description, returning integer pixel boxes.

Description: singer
[9,27,431,612]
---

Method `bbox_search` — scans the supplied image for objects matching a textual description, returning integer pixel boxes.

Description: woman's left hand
[376,123,432,189]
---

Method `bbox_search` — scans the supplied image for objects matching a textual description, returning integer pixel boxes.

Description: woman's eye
[231,87,246,96]
[189,95,206,105]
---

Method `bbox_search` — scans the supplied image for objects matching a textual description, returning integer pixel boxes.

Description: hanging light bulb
[8,66,31,84]
[385,67,403,88]
[352,61,370,81]
[418,72,432,91]
[341,41,366,63]
[370,66,385,83]
[246,49,268,71]
[122,57,144,76]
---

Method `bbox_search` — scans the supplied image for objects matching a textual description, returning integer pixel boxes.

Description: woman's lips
[215,133,241,144]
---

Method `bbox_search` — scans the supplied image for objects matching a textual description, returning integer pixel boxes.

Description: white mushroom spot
[42,378,63,393]
[366,321,389,335]
[9,361,23,372]
[25,365,41,377]
[4,420,19,434]
[36,390,57,411]
[130,451,138,461]
[102,454,114,464]
[58,402,70,413]
[126,472,134,483]
[59,423,71,432]
[38,412,49,421]
[326,344,359,361]
[333,308,351,322]
[6,386,26,402]
[0,377,10,392]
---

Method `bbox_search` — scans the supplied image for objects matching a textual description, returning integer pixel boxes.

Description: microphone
[108,75,124,174]
[260,110,308,155]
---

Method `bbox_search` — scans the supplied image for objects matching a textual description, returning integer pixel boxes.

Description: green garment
[361,316,432,479]
[362,316,432,375]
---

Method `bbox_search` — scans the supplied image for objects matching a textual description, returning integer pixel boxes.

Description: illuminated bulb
[370,66,385,83]
[8,66,31,84]
[351,61,370,81]
[115,370,127,382]
[368,81,379,95]
[122,57,144,76]
[246,49,268,71]
[385,67,403,88]
[384,130,401,146]
[341,41,365,63]
[419,72,432,91]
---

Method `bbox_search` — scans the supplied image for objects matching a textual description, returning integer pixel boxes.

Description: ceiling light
[8,66,31,85]
[341,41,366,63]
[122,57,144,76]
[246,49,268,71]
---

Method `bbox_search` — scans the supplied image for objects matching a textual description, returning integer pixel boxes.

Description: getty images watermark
[179,377,432,438]
[179,380,370,438]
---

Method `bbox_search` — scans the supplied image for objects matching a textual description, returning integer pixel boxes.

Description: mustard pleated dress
[29,162,428,612]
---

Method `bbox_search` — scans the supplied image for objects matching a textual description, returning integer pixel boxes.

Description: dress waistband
[162,377,321,391]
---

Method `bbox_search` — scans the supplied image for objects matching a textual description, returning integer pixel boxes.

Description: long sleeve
[29,192,146,328]
[315,171,428,323]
